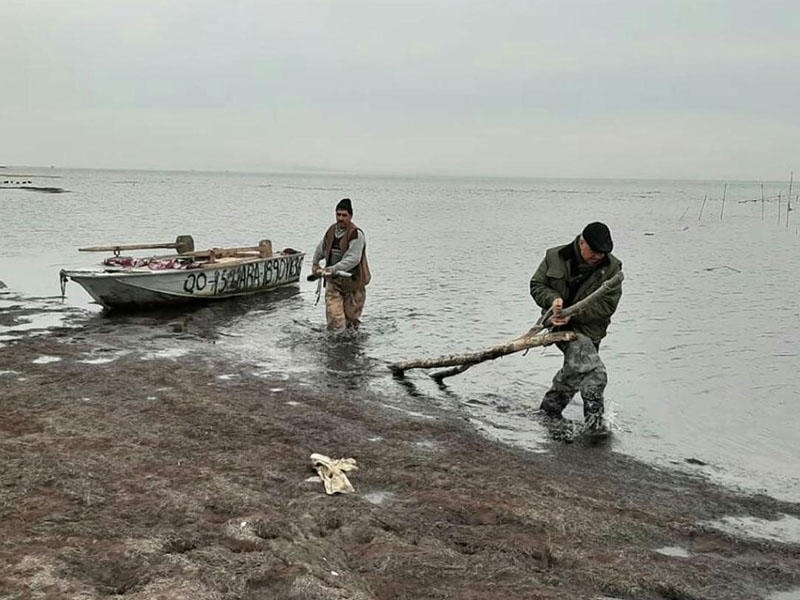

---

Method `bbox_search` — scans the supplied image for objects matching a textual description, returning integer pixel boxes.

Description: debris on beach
[310,453,358,495]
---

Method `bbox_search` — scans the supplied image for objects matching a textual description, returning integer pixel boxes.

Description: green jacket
[529,237,623,343]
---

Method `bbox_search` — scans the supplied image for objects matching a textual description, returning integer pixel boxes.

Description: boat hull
[62,252,305,310]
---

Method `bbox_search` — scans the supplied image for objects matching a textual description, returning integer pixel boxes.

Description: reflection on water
[317,330,376,390]
[391,373,428,399]
[2,169,798,501]
[82,285,304,340]
[0,293,84,345]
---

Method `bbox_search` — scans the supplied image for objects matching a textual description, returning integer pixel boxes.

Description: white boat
[60,235,305,310]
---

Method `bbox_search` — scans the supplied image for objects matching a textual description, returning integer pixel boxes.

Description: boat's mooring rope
[59,270,68,299]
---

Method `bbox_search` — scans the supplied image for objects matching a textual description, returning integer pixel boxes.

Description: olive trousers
[539,333,607,420]
[325,284,366,332]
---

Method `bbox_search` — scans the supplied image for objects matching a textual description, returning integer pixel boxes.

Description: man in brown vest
[311,198,371,332]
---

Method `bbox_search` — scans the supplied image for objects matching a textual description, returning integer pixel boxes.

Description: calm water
[2,167,798,502]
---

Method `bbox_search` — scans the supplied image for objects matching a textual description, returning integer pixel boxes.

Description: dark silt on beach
[1,168,799,597]
[2,293,800,599]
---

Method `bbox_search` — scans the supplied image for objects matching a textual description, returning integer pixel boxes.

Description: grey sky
[2,0,797,178]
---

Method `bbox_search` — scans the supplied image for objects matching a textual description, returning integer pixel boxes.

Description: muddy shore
[1,307,799,599]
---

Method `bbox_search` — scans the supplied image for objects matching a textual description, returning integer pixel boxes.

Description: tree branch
[389,330,577,377]
[388,271,623,381]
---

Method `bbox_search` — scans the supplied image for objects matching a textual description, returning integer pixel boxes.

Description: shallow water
[705,514,800,545]
[770,590,800,600]
[654,546,691,558]
[1,168,798,501]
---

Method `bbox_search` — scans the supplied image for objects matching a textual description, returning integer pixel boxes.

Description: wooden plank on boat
[79,235,194,254]
[177,239,273,260]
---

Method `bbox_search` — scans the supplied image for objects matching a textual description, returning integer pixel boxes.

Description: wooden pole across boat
[79,235,195,255]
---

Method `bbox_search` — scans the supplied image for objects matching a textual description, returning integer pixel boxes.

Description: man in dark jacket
[529,222,623,433]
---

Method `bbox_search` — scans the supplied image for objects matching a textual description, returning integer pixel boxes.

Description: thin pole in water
[761,183,765,221]
[777,192,782,225]
[720,183,727,221]
[698,195,707,222]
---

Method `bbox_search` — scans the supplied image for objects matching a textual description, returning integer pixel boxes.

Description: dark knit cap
[336,198,353,215]
[582,222,613,253]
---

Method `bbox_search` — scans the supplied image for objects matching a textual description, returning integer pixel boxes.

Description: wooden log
[389,271,624,380]
[431,363,473,382]
[389,330,577,376]
[429,328,575,382]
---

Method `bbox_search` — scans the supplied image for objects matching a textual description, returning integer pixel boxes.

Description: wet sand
[1,315,800,599]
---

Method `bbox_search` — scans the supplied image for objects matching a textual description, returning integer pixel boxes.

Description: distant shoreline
[0,186,67,193]
[1,164,793,184]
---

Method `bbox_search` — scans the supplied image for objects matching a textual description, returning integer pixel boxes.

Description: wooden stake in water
[777,192,782,225]
[787,196,793,229]
[761,183,765,221]
[720,183,727,221]
[698,195,707,222]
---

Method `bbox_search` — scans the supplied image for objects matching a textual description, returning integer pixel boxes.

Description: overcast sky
[2,0,797,179]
